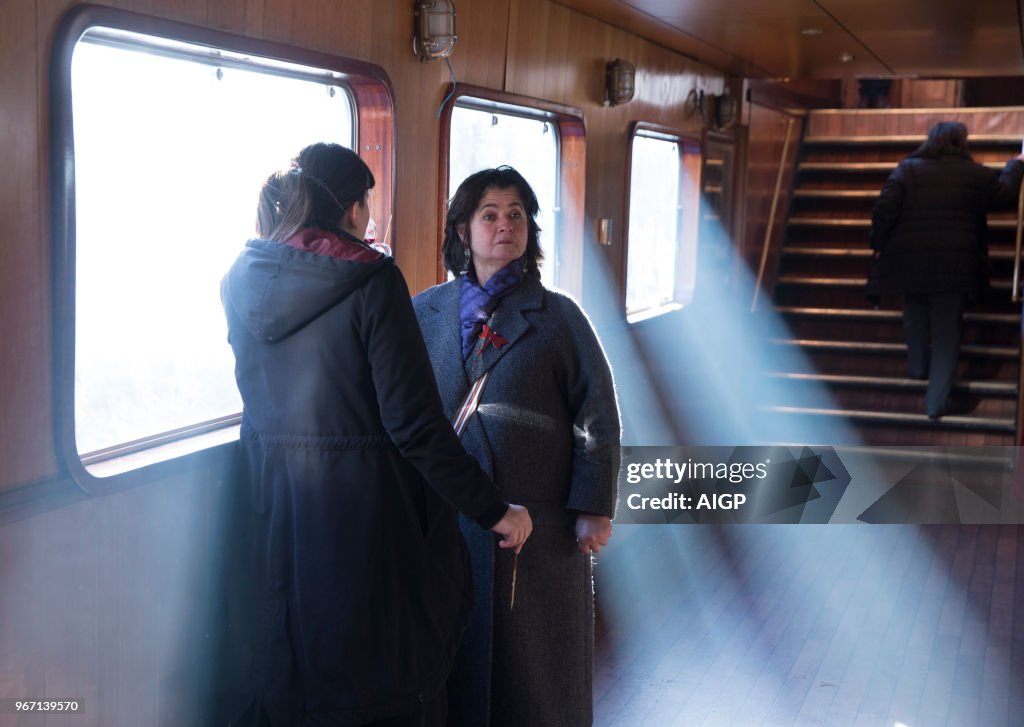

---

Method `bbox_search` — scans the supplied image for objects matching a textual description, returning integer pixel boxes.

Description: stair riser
[800,147,1021,165]
[772,348,1020,381]
[773,286,1024,315]
[762,383,1017,418]
[757,415,1017,446]
[791,197,877,216]
[782,317,1022,346]
[780,256,1021,279]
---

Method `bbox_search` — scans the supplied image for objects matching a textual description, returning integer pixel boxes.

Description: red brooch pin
[478,324,508,354]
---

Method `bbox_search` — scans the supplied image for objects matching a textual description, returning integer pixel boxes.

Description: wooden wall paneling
[742,103,804,301]
[243,0,265,38]
[111,0,156,16]
[405,62,450,292]
[502,0,525,94]
[322,0,374,62]
[506,0,552,101]
[289,0,326,55]
[899,79,962,108]
[0,0,42,488]
[485,0,512,92]
[545,2,572,105]
[455,0,510,89]
[260,0,292,44]
[160,0,208,25]
[206,0,246,33]
[387,64,423,287]
[584,19,626,319]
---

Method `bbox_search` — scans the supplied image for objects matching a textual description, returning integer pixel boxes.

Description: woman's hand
[575,514,612,555]
[491,504,533,553]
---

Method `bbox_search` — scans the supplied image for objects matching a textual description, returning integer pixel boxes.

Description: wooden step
[782,247,1017,261]
[759,443,1014,469]
[799,161,1005,173]
[793,189,880,199]
[788,216,1016,229]
[783,247,873,257]
[770,337,1020,359]
[775,274,1013,291]
[776,306,1020,326]
[760,405,1015,432]
[763,371,1017,396]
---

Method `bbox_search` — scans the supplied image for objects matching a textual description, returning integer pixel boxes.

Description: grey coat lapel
[465,277,544,382]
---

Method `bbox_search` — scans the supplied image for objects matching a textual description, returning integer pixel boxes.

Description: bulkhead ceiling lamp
[414,0,457,61]
[605,58,635,106]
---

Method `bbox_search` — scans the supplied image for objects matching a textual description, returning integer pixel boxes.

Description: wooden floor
[593,524,1024,726]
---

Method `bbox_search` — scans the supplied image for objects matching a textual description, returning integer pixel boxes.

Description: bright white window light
[70,30,354,458]
[449,105,560,288]
[626,133,698,321]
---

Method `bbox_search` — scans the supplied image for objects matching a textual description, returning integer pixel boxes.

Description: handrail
[1012,182,1024,303]
[752,117,795,312]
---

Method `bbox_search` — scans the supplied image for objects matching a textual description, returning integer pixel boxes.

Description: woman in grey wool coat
[412,166,621,726]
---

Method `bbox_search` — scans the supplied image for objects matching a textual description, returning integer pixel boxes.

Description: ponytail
[256,170,312,243]
[255,143,376,243]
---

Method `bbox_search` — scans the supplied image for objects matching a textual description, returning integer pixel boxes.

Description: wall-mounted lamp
[414,0,457,62]
[604,59,635,106]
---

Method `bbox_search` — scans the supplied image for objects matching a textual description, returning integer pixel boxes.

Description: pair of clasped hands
[491,505,612,556]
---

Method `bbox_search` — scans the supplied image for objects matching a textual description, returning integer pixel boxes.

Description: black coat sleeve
[989,158,1024,209]
[870,162,907,252]
[361,263,508,528]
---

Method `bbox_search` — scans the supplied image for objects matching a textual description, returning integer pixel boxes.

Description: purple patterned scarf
[459,256,526,358]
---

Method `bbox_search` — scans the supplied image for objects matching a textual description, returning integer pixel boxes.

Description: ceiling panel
[555,0,1024,79]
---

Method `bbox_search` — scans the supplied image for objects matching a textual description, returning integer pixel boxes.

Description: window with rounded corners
[437,84,586,296]
[51,5,395,494]
[623,123,702,323]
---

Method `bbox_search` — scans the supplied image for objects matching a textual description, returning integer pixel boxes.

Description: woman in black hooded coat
[870,122,1024,417]
[221,143,532,726]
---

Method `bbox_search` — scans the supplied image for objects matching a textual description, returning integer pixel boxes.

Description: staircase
[761,119,1022,447]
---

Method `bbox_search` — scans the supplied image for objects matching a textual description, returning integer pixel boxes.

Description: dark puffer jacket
[870,155,1024,296]
[221,230,507,725]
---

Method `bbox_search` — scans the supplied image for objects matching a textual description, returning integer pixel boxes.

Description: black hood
[222,238,390,342]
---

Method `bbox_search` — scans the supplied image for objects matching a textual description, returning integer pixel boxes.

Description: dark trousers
[902,292,967,416]
[234,688,446,727]
[366,689,447,727]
